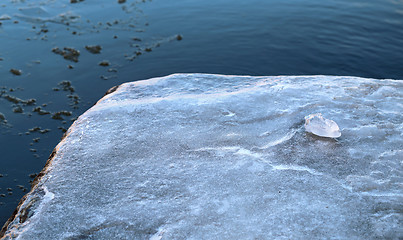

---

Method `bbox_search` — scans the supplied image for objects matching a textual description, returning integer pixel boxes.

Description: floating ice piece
[0,14,11,21]
[304,113,341,138]
[3,74,402,239]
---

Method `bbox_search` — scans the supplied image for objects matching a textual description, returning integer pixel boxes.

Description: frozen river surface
[1,74,402,239]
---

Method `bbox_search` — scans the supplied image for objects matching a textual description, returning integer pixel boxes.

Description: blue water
[1,0,402,226]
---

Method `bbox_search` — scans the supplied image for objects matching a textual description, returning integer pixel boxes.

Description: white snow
[2,74,402,240]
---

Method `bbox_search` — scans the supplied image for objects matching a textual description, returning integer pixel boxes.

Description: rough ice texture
[1,74,402,239]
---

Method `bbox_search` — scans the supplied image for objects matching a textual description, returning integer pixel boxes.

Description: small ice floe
[304,113,341,138]
[0,14,12,21]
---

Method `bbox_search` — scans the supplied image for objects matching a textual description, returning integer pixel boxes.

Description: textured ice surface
[304,113,341,138]
[1,74,402,239]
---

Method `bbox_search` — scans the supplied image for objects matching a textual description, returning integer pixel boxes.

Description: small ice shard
[304,113,341,138]
[0,14,12,20]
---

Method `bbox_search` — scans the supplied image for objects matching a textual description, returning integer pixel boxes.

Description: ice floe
[1,74,402,239]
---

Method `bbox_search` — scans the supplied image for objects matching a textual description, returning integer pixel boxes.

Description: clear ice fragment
[304,113,341,138]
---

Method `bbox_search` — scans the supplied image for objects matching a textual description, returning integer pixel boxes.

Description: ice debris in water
[304,113,341,138]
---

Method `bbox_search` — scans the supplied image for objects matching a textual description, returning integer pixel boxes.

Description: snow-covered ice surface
[1,74,402,239]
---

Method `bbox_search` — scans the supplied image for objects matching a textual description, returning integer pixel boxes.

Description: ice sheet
[1,74,402,239]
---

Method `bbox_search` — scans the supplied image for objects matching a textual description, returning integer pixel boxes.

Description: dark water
[0,0,402,226]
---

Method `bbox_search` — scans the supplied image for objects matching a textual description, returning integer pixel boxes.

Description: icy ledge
[1,74,402,239]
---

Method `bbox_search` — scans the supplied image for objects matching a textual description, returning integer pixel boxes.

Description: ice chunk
[0,14,11,21]
[1,74,402,239]
[304,113,341,138]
